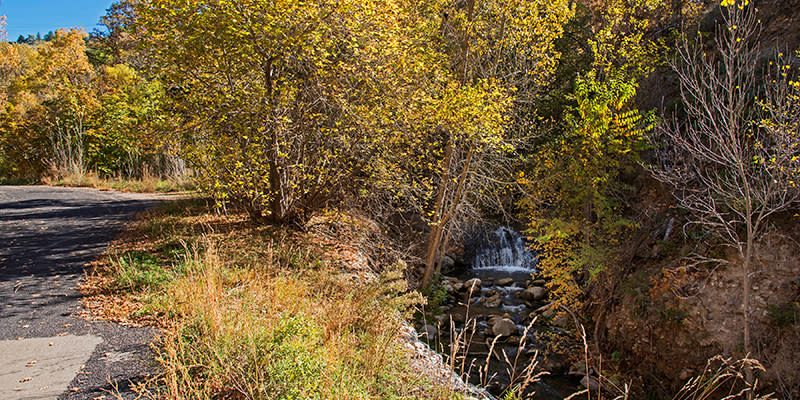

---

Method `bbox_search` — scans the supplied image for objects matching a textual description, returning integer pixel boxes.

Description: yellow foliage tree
[519,0,670,309]
[522,73,654,310]
[0,29,97,179]
[415,0,574,288]
[136,0,424,222]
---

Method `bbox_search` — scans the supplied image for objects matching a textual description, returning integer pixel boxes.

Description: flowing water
[435,227,581,399]
[473,227,538,274]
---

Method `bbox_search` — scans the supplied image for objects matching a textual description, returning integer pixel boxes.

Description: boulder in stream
[464,278,482,292]
[495,277,514,286]
[485,294,502,308]
[490,317,517,337]
[521,286,547,301]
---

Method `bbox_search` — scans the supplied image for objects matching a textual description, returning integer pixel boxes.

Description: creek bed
[423,227,582,399]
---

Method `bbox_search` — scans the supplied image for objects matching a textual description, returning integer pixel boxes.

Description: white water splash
[472,227,537,273]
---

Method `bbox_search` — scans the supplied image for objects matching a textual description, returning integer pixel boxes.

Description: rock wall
[602,225,800,398]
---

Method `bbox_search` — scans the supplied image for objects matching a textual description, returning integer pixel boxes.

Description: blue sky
[1,0,114,40]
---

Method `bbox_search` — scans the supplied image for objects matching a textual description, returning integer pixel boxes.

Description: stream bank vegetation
[5,0,800,397]
[82,199,451,399]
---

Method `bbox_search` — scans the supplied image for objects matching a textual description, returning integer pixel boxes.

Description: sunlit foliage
[519,0,670,308]
[0,28,176,181]
[522,72,654,309]
[135,0,427,222]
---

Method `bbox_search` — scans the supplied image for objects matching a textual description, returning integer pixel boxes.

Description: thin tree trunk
[421,0,476,288]
[422,224,445,286]
[268,133,284,223]
[436,231,452,277]
[422,144,474,288]
[743,230,754,399]
[421,140,455,288]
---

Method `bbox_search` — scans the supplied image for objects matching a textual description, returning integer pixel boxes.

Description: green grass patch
[111,251,179,291]
[767,302,799,327]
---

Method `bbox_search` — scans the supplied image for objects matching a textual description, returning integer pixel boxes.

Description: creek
[425,227,582,399]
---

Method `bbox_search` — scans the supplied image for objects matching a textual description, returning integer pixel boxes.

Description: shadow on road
[0,197,160,282]
[0,186,163,399]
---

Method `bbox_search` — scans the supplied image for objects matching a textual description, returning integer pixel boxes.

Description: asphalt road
[0,186,163,399]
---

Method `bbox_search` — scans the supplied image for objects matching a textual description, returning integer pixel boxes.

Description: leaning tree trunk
[421,145,474,288]
[421,141,454,288]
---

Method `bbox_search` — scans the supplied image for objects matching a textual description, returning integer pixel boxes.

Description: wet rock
[532,279,547,286]
[580,375,600,391]
[464,278,482,291]
[491,318,518,337]
[485,295,502,308]
[496,278,514,286]
[420,324,438,340]
[507,335,522,346]
[521,286,547,301]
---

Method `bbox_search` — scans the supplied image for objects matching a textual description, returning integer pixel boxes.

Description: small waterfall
[472,227,536,273]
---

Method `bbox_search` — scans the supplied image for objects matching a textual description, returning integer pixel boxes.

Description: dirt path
[0,186,164,399]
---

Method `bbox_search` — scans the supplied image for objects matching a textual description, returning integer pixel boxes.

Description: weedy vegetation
[83,200,459,399]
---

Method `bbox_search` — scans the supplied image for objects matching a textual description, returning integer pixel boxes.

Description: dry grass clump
[673,356,774,400]
[83,201,456,399]
[43,170,195,193]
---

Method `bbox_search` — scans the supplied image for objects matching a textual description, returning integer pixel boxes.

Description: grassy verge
[43,172,195,193]
[82,199,454,399]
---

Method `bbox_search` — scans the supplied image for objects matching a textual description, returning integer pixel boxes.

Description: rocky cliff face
[604,227,799,397]
[694,230,800,397]
[758,0,800,53]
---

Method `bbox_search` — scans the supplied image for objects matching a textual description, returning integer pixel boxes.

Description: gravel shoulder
[0,186,165,399]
